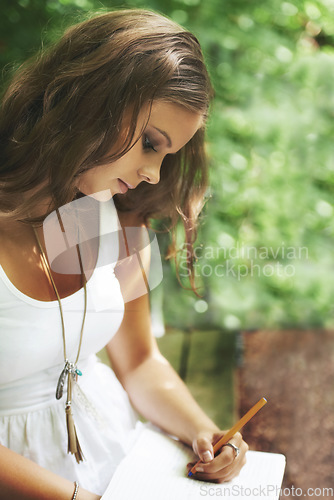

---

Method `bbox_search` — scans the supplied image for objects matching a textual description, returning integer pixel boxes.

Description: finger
[193,435,214,463]
[190,469,234,483]
[215,432,243,453]
[194,440,247,475]
[191,454,247,483]
[227,432,243,447]
[218,454,247,482]
[193,453,233,475]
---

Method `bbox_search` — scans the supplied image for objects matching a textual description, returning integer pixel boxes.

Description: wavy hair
[0,9,214,290]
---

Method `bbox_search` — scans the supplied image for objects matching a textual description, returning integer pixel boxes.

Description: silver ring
[222,442,240,459]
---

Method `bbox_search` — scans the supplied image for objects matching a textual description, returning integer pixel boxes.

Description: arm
[106,292,247,482]
[107,292,219,445]
[0,445,101,500]
[107,213,248,482]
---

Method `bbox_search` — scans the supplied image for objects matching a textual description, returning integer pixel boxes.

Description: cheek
[87,164,114,183]
[76,170,114,201]
[78,147,141,193]
[111,149,142,173]
[76,166,108,194]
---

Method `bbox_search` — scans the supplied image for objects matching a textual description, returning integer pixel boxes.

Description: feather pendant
[65,372,84,463]
[56,363,68,400]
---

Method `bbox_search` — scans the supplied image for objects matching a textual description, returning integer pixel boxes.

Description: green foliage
[1,0,333,329]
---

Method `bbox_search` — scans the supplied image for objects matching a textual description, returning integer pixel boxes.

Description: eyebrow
[152,127,172,148]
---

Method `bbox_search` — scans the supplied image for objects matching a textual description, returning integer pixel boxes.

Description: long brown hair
[0,9,213,290]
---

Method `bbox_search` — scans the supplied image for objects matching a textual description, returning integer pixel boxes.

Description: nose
[138,162,161,185]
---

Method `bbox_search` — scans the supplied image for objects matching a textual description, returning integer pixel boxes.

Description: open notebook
[101,426,286,500]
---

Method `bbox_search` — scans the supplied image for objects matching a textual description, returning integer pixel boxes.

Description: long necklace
[33,215,86,463]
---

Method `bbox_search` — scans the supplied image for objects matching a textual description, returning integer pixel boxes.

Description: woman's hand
[187,430,248,483]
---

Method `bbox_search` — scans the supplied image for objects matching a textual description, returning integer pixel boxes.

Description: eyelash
[143,135,157,153]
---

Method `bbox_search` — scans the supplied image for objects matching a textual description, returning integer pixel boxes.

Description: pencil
[188,397,267,477]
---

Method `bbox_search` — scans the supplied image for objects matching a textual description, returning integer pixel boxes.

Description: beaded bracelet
[72,481,79,500]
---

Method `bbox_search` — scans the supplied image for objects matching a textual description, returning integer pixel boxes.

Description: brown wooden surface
[237,329,334,500]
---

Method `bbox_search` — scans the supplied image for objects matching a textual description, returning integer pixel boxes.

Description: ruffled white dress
[0,198,143,495]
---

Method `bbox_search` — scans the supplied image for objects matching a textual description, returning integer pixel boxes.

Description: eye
[142,135,158,152]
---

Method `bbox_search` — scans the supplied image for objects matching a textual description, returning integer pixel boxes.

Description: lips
[117,178,136,194]
[117,179,128,194]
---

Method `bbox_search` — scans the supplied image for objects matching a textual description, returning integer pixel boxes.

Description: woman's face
[76,101,203,201]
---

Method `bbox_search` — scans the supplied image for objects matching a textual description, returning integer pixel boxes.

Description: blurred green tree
[1,0,333,329]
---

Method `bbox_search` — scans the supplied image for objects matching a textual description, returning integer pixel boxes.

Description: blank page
[102,427,286,500]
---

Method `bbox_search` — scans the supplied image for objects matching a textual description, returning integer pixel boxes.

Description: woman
[0,9,248,500]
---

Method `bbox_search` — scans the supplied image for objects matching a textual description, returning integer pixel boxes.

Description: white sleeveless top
[0,198,142,495]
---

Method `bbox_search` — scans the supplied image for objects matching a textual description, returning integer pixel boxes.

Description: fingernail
[196,467,204,472]
[203,451,213,462]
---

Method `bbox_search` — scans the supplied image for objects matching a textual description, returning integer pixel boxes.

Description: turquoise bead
[75,369,82,376]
